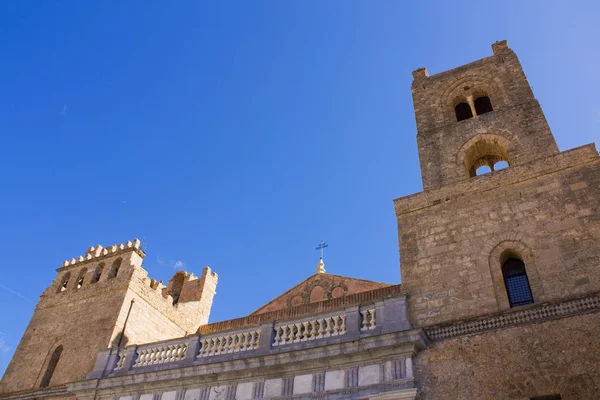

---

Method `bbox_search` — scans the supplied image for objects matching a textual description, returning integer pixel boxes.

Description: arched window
[40,345,63,387]
[91,264,104,284]
[58,273,70,293]
[474,96,493,115]
[502,258,534,307]
[463,139,510,178]
[108,258,122,279]
[455,102,473,121]
[76,268,87,289]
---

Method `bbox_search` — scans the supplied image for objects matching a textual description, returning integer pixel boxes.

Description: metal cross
[315,240,328,259]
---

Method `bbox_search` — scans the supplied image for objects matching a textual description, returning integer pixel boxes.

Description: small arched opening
[108,258,122,279]
[454,102,473,122]
[91,263,104,284]
[76,268,87,289]
[40,345,63,388]
[474,96,493,115]
[58,273,71,293]
[463,139,510,178]
[502,256,534,308]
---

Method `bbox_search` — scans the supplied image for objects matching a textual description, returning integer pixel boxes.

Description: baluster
[273,327,281,346]
[332,316,340,336]
[340,315,346,333]
[294,323,302,342]
[299,322,308,341]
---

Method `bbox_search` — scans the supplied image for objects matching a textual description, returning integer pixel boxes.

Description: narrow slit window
[455,102,473,121]
[91,265,104,284]
[76,269,87,289]
[474,96,493,115]
[58,273,70,292]
[40,345,63,387]
[109,259,122,279]
[502,258,534,307]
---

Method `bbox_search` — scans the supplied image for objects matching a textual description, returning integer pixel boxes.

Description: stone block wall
[395,145,600,327]
[415,312,600,399]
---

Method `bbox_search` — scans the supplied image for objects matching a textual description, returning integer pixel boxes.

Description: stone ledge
[426,293,600,341]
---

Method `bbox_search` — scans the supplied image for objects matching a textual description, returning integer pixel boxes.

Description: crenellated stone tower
[1,239,218,395]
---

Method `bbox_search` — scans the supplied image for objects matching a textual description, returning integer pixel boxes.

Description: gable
[250,273,392,315]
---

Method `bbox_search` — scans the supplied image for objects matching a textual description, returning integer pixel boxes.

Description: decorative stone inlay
[360,308,376,331]
[133,343,188,367]
[427,294,600,341]
[197,329,260,357]
[272,314,346,346]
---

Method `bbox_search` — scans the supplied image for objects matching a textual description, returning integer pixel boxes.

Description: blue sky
[1,1,599,376]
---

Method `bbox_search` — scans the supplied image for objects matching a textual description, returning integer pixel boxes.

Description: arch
[40,345,63,387]
[108,258,122,279]
[502,256,534,307]
[331,286,345,299]
[487,239,543,311]
[91,263,104,284]
[57,272,71,293]
[169,271,186,305]
[309,286,325,303]
[454,102,473,121]
[456,133,513,178]
[75,268,87,289]
[474,95,493,115]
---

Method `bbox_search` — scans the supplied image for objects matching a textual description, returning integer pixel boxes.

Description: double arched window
[502,258,534,307]
[454,95,494,122]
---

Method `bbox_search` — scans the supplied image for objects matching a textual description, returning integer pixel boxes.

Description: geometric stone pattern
[426,294,600,341]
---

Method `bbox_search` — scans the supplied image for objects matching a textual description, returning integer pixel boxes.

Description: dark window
[76,269,87,289]
[109,259,122,279]
[474,96,493,115]
[503,258,534,307]
[455,102,473,121]
[91,265,103,284]
[40,345,63,387]
[531,395,561,400]
[58,273,70,292]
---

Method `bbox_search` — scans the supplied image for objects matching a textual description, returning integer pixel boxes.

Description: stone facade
[1,40,599,400]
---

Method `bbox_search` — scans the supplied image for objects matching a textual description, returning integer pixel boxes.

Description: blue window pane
[505,273,533,307]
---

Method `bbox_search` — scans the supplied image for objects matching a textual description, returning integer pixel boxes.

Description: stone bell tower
[395,40,600,328]
[1,240,218,395]
[411,40,560,190]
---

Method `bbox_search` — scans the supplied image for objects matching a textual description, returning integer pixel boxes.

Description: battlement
[59,238,145,269]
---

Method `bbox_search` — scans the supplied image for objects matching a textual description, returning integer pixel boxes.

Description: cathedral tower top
[410,40,559,190]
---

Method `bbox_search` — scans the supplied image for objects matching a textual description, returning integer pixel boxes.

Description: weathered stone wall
[395,145,600,327]
[415,311,600,399]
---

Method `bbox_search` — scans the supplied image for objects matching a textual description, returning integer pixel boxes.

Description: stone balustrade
[88,293,411,379]
[360,307,376,331]
[273,313,346,346]
[198,329,260,357]
[133,342,188,367]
